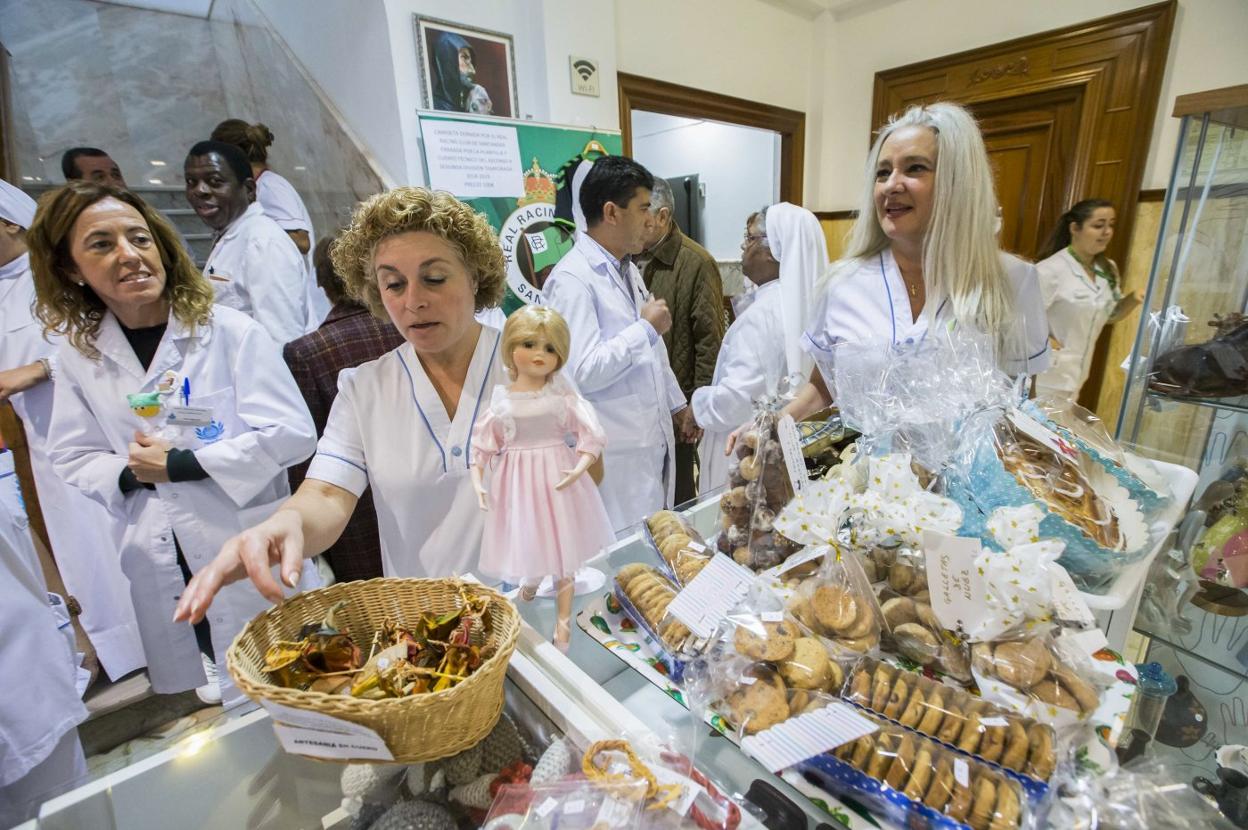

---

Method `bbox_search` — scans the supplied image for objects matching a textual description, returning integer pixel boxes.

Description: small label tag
[535,797,558,817]
[761,611,784,622]
[1050,566,1097,627]
[954,758,970,788]
[651,764,705,817]
[924,531,988,633]
[740,701,879,773]
[1009,409,1078,461]
[777,414,808,495]
[688,541,707,553]
[261,699,394,762]
[593,796,633,826]
[667,553,755,639]
[980,716,1009,728]
[166,405,214,427]
[563,798,585,815]
[773,546,826,576]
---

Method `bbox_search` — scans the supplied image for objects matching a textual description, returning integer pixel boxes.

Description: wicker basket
[227,577,520,764]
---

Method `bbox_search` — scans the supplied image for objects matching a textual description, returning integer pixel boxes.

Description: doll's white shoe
[519,581,538,602]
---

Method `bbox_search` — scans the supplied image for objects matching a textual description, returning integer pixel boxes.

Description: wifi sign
[569,55,600,97]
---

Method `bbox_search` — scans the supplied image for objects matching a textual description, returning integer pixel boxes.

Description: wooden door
[872,2,1174,411]
[973,87,1082,258]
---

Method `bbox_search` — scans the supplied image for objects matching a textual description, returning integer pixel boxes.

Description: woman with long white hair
[781,102,1050,421]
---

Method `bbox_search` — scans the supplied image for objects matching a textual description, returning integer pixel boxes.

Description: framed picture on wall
[414,16,518,119]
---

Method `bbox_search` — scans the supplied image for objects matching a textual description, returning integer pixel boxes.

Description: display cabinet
[1114,85,1248,780]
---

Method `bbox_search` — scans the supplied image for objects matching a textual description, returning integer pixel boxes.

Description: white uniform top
[802,248,1051,377]
[693,280,786,495]
[305,326,507,579]
[49,306,322,706]
[255,170,330,331]
[204,202,309,344]
[1034,248,1117,398]
[0,254,144,679]
[543,233,685,532]
[0,497,86,789]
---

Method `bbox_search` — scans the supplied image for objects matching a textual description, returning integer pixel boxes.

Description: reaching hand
[173,509,305,624]
[640,295,672,336]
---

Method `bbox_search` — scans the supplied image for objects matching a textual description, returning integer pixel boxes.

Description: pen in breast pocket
[181,377,190,406]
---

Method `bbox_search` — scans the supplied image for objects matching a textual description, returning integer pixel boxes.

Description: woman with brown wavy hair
[29,181,322,706]
[175,187,511,626]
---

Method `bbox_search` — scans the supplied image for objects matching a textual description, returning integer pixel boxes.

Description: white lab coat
[305,326,507,578]
[544,234,685,532]
[693,281,787,495]
[48,306,322,707]
[255,170,330,331]
[0,495,86,812]
[1034,248,1117,399]
[204,202,309,344]
[802,249,1052,378]
[0,254,145,679]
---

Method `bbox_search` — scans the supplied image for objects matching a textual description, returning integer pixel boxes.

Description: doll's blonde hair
[501,305,571,379]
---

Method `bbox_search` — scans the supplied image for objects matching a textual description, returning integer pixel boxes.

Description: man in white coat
[0,179,145,684]
[543,156,696,533]
[185,140,308,343]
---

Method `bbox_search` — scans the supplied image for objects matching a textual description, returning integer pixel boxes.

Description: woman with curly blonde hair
[176,187,510,622]
[29,181,322,706]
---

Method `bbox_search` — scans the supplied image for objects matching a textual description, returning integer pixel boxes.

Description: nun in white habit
[692,203,827,494]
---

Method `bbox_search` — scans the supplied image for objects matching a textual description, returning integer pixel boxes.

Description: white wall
[632,111,780,259]
[253,0,405,186]
[614,0,817,199]
[814,0,1248,209]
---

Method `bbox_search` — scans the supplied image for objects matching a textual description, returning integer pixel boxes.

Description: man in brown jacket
[639,177,725,503]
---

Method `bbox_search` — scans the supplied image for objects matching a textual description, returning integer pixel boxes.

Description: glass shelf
[1145,389,1248,417]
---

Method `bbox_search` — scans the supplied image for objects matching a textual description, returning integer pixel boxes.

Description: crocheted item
[480,713,526,772]
[442,741,483,786]
[350,802,387,830]
[448,772,498,810]
[366,800,457,830]
[531,737,574,784]
[341,764,405,816]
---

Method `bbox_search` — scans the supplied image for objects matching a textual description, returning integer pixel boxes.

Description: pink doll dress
[472,376,616,583]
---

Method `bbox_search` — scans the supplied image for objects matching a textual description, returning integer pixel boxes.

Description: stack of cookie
[844,657,1057,782]
[787,576,882,654]
[863,546,930,601]
[880,596,971,682]
[971,637,1101,716]
[645,511,712,586]
[719,616,846,736]
[715,420,802,571]
[614,564,693,654]
[830,714,1025,830]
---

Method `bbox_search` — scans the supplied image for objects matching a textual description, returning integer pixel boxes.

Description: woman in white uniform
[780,103,1051,424]
[1033,199,1141,401]
[29,182,322,707]
[0,180,145,684]
[211,119,331,329]
[693,203,826,494]
[174,188,509,624]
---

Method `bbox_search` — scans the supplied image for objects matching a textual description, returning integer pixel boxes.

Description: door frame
[617,72,806,204]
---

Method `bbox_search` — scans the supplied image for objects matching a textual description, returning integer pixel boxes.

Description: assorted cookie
[717,417,802,571]
[971,638,1101,716]
[614,563,692,654]
[787,578,882,654]
[830,714,1024,829]
[843,657,1057,782]
[879,596,971,682]
[646,510,712,586]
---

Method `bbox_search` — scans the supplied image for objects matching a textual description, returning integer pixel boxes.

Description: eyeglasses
[743,233,767,245]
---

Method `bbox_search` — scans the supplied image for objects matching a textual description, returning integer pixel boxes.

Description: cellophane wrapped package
[645,510,713,586]
[485,779,646,830]
[784,545,885,657]
[715,402,803,572]
[613,563,698,666]
[970,630,1109,730]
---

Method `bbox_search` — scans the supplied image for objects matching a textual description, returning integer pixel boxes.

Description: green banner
[417,112,622,314]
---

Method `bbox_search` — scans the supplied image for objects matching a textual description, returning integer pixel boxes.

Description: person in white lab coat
[28,181,322,707]
[185,140,309,343]
[0,179,145,685]
[211,119,331,329]
[543,156,695,533]
[1033,199,1142,401]
[0,496,88,828]
[779,103,1051,425]
[173,188,509,625]
[692,203,827,495]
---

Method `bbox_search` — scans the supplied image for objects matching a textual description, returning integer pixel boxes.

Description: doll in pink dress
[470,305,615,650]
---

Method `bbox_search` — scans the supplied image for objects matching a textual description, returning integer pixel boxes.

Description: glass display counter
[1113,84,1248,781]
